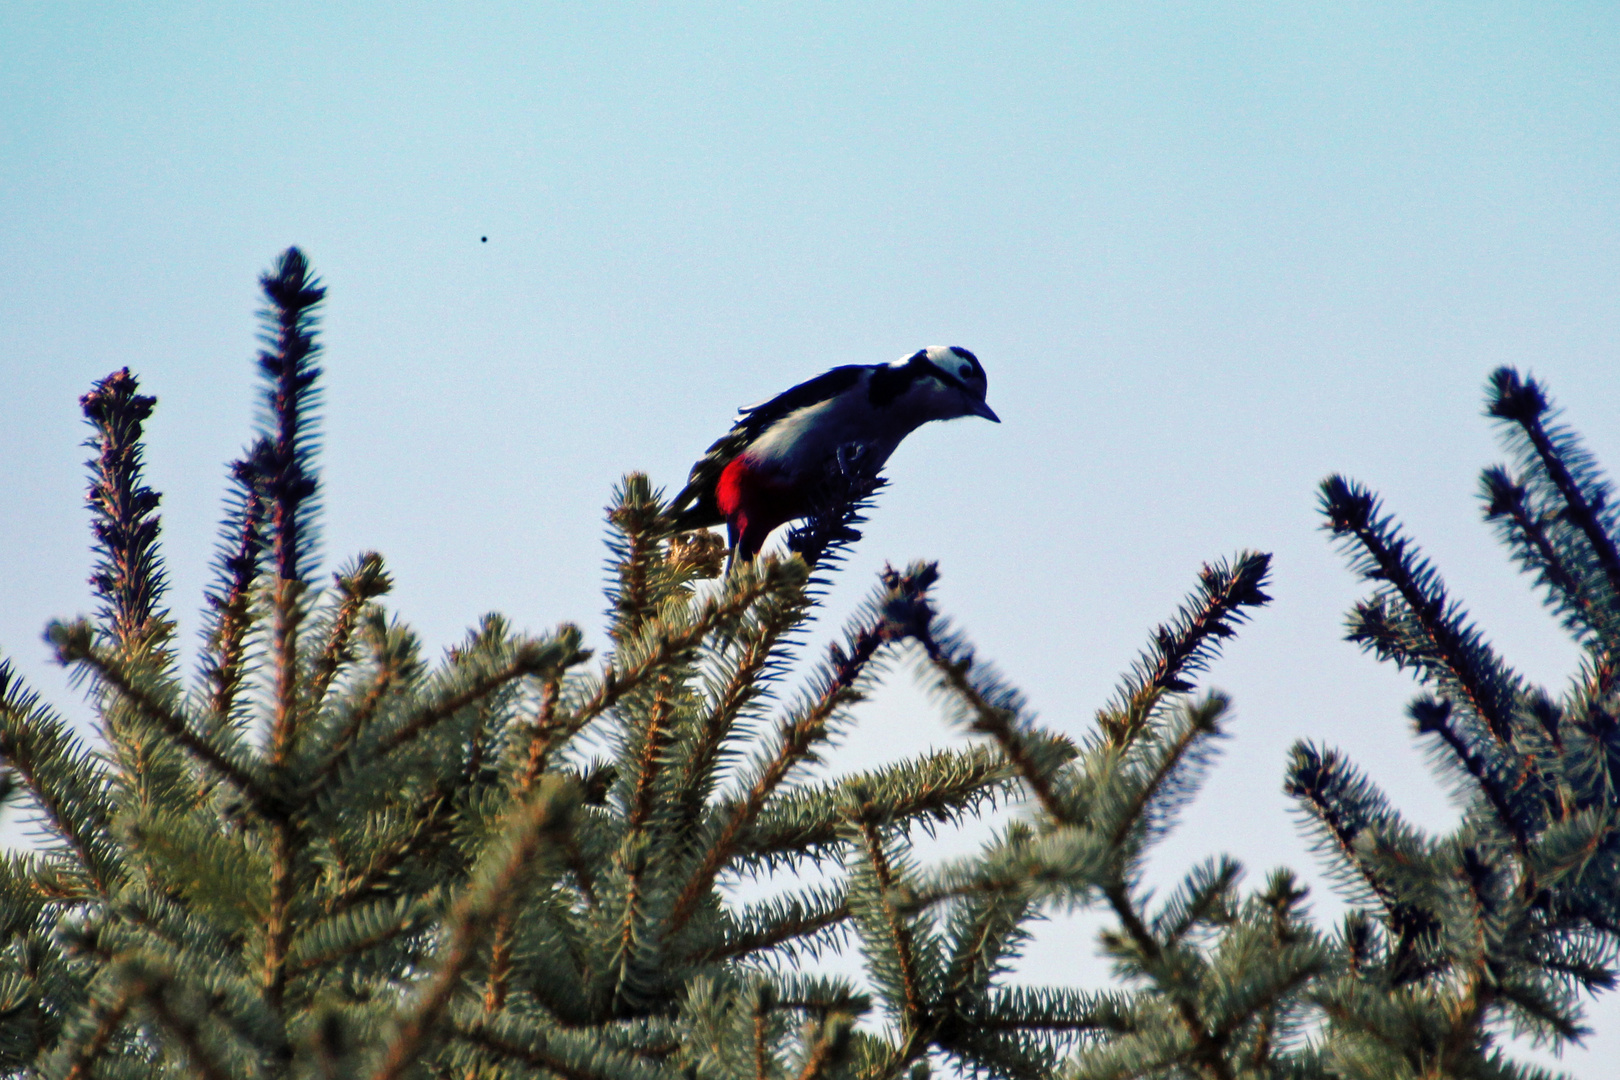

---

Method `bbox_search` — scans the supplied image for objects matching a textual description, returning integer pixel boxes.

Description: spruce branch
[448,1013,660,1080]
[200,454,267,721]
[688,892,853,967]
[752,986,770,1080]
[1096,879,1235,1080]
[1285,742,1444,979]
[369,776,577,1080]
[362,629,585,762]
[607,680,682,1013]
[1481,465,1612,653]
[48,622,266,812]
[1089,814,1309,1080]
[940,872,1031,1014]
[1531,936,1617,994]
[122,962,233,1080]
[1488,368,1620,613]
[79,367,169,655]
[327,793,455,912]
[518,676,564,790]
[1409,695,1539,847]
[0,663,119,891]
[906,826,1108,918]
[264,821,294,1012]
[627,684,676,831]
[244,247,327,775]
[1150,858,1243,946]
[920,639,1069,824]
[563,829,601,908]
[605,474,675,648]
[970,986,1133,1034]
[308,552,391,706]
[286,896,437,978]
[97,886,246,982]
[669,564,932,934]
[845,799,941,1073]
[735,746,1017,865]
[254,248,325,587]
[1106,692,1228,853]
[57,988,134,1080]
[481,911,515,1014]
[268,576,309,770]
[792,1012,853,1080]
[556,563,796,750]
[1100,552,1271,744]
[1212,873,1326,1048]
[1493,972,1586,1044]
[769,975,874,1018]
[675,588,808,837]
[310,622,411,790]
[1321,474,1521,744]
[608,834,656,1015]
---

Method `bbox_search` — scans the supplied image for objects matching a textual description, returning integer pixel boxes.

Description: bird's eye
[959,365,973,378]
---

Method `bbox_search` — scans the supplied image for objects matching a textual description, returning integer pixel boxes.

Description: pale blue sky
[4,3,1618,1070]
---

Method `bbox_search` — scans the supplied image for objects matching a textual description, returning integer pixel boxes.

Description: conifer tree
[1291,370,1620,1079]
[4,248,1613,1080]
[0,249,1303,1079]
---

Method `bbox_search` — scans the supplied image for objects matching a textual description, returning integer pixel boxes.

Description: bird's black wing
[732,364,865,441]
[668,365,866,529]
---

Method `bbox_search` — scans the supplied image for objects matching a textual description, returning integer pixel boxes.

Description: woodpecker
[669,346,1000,559]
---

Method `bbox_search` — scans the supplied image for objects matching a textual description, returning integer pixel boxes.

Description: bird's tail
[668,499,723,534]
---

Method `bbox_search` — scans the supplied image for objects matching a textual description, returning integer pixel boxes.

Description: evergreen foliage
[1285,370,1620,1079]
[0,249,1613,1079]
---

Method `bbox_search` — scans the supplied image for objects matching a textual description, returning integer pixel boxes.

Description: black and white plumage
[670,346,1000,559]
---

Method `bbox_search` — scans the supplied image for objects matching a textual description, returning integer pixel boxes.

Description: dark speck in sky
[481,236,487,242]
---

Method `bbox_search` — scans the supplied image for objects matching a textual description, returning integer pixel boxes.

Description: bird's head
[906,346,1000,423]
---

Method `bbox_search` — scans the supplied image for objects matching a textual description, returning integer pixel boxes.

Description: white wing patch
[745,398,841,469]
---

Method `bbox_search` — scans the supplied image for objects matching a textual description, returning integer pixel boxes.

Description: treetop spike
[1487,366,1548,423]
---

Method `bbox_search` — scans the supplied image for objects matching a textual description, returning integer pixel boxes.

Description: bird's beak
[970,398,1001,423]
